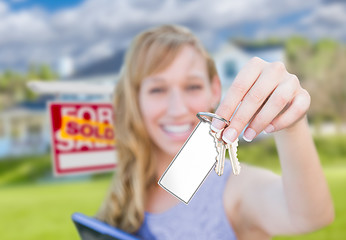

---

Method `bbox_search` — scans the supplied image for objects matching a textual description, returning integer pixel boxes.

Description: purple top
[136,161,237,239]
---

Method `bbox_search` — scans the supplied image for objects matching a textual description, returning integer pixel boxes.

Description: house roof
[71,49,125,78]
[18,95,55,111]
[0,95,55,117]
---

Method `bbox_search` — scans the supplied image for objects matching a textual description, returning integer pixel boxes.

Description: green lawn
[1,166,345,240]
[274,166,346,240]
[0,134,345,239]
[0,180,110,240]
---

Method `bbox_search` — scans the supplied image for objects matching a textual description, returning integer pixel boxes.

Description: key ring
[196,112,230,127]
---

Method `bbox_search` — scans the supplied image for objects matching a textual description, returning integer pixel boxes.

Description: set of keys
[197,111,241,176]
[210,128,240,176]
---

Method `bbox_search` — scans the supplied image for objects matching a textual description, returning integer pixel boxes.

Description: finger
[265,88,310,133]
[243,74,300,142]
[211,57,267,131]
[222,62,286,143]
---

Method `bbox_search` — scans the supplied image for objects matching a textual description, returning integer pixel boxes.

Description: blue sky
[5,0,84,12]
[0,0,345,73]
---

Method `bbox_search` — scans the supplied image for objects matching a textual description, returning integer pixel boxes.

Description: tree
[0,64,58,110]
[285,37,346,126]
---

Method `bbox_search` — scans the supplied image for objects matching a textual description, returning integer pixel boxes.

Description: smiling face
[139,45,221,158]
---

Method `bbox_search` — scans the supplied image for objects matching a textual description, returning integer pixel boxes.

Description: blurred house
[213,43,251,89]
[0,96,53,158]
[213,42,285,92]
[54,49,125,102]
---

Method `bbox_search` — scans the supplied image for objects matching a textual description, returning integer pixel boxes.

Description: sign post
[49,102,116,176]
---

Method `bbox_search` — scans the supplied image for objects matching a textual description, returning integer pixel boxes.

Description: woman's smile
[160,123,195,141]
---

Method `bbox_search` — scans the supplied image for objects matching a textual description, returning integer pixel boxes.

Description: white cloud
[0,1,8,15]
[301,2,346,26]
[0,0,344,72]
[253,1,346,41]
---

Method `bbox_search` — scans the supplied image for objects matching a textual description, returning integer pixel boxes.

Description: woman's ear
[210,75,222,109]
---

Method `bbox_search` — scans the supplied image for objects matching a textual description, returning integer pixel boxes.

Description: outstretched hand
[211,57,311,143]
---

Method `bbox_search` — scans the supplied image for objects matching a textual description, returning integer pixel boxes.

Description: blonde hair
[96,24,217,233]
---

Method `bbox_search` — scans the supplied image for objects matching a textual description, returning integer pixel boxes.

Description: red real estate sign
[49,102,116,176]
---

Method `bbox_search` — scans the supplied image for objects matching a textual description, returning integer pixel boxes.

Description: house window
[27,124,41,136]
[224,60,237,79]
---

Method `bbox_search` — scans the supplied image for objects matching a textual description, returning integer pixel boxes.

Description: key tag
[158,112,229,204]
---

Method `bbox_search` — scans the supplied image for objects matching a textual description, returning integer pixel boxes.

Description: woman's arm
[273,116,334,232]
[213,57,334,236]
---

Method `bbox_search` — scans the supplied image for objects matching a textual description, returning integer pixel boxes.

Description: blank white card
[158,121,217,204]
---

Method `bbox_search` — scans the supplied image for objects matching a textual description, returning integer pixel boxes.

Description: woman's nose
[167,88,189,117]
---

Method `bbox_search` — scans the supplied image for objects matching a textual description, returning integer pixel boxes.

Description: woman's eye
[149,87,166,94]
[187,85,203,91]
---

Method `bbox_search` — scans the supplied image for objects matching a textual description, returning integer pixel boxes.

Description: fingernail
[222,128,237,144]
[210,124,221,133]
[243,128,256,142]
[264,124,275,133]
[211,119,224,132]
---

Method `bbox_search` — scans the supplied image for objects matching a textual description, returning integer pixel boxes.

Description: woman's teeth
[163,124,192,134]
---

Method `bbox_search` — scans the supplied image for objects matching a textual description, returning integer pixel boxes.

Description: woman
[97,25,334,239]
